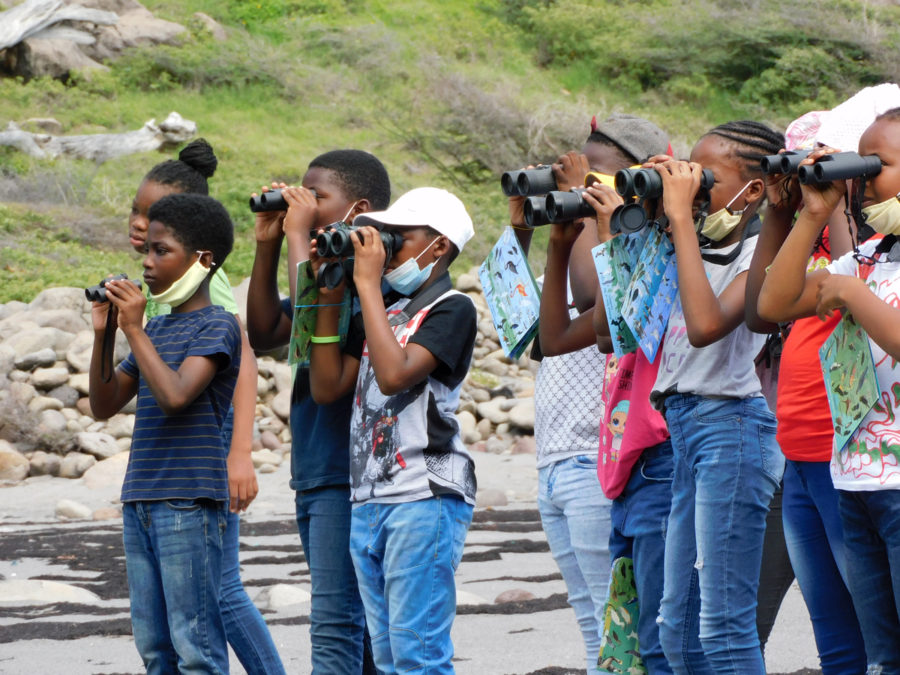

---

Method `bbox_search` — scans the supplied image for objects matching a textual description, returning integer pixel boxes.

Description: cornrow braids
[143,138,218,196]
[704,121,785,180]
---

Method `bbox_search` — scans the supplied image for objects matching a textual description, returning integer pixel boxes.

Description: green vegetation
[1,0,898,303]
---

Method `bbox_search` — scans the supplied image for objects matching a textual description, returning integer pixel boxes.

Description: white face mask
[698,180,753,241]
[149,252,214,307]
[862,193,900,235]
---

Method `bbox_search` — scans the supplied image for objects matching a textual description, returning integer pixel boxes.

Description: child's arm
[88,296,138,419]
[246,183,291,351]
[103,279,225,414]
[228,318,258,513]
[282,186,319,309]
[656,161,750,347]
[757,151,847,323]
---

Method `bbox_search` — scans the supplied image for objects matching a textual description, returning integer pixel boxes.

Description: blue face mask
[384,237,440,295]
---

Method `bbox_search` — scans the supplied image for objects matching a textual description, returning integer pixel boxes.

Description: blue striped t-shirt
[119,305,241,503]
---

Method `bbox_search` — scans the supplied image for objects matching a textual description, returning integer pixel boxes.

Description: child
[246,149,390,674]
[758,108,900,670]
[129,140,284,675]
[89,193,241,673]
[308,187,477,674]
[518,113,673,672]
[648,121,786,674]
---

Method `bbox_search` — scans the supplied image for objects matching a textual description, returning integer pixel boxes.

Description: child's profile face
[142,221,197,295]
[858,118,900,206]
[382,226,440,273]
[690,135,749,217]
[302,167,356,229]
[130,180,179,253]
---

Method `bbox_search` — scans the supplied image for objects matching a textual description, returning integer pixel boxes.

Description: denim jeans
[123,499,229,675]
[296,485,376,675]
[838,489,900,674]
[350,495,473,674]
[538,454,613,672]
[659,395,784,675]
[609,441,674,675]
[220,511,286,675]
[783,461,866,674]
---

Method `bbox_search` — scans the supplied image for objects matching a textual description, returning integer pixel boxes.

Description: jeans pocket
[640,456,674,483]
[757,423,785,483]
[572,454,598,469]
[692,398,741,425]
[164,498,202,512]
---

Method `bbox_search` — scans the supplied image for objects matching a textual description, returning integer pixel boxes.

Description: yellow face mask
[698,180,753,241]
[862,193,900,235]
[149,253,214,307]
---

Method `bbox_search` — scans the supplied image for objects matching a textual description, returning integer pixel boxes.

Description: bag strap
[388,272,454,326]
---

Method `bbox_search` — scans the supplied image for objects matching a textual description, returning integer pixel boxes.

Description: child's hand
[227,451,259,513]
[104,278,147,334]
[583,184,624,240]
[548,219,583,247]
[643,154,675,166]
[509,194,526,227]
[351,226,387,290]
[798,147,846,219]
[765,165,801,213]
[282,186,318,238]
[91,299,117,333]
[815,273,864,321]
[655,160,701,225]
[253,182,287,243]
[553,151,590,193]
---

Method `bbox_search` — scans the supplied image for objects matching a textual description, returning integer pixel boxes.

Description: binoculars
[314,224,404,259]
[760,150,811,175]
[501,165,557,197]
[759,150,881,184]
[85,274,142,303]
[248,189,288,212]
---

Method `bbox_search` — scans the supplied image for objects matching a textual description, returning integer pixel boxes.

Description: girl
[128,139,285,675]
[649,121,786,674]
[758,109,900,671]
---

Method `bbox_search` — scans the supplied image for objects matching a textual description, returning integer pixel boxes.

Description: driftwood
[0,112,197,162]
[0,0,118,52]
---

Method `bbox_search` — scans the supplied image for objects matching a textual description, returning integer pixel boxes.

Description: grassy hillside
[1,0,898,302]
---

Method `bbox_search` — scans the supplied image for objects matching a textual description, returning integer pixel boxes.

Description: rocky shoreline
[0,270,537,518]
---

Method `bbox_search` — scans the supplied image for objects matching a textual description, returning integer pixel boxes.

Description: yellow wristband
[310,335,341,344]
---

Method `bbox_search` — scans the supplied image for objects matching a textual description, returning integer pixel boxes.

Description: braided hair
[143,138,218,195]
[703,121,784,180]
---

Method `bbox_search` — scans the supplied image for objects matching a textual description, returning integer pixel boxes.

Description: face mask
[384,237,439,295]
[862,193,900,235]
[149,252,213,307]
[698,180,753,241]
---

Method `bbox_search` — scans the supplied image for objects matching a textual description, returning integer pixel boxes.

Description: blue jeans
[220,511,286,675]
[295,485,375,674]
[783,461,866,674]
[659,395,784,675]
[350,495,473,674]
[123,499,229,675]
[609,441,674,675]
[838,489,900,674]
[538,454,613,671]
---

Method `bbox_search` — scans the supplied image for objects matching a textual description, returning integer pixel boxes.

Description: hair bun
[178,138,218,179]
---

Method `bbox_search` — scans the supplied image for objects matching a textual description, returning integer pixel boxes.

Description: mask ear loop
[849,178,879,266]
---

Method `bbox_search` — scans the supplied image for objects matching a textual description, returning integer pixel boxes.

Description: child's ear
[351,199,372,216]
[746,178,766,204]
[432,235,452,260]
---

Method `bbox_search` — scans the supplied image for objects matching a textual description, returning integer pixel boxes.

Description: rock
[0,300,27,319]
[93,506,121,521]
[469,387,490,403]
[456,410,479,445]
[271,389,290,421]
[456,590,490,606]
[5,327,74,358]
[496,422,510,435]
[258,463,277,474]
[456,398,476,416]
[25,309,89,333]
[479,356,509,377]
[75,432,120,460]
[75,397,93,416]
[116,437,131,452]
[511,436,536,455]
[29,450,61,476]
[495,589,535,604]
[28,395,63,413]
[272,363,292,393]
[69,373,90,395]
[56,498,93,520]
[475,488,508,508]
[59,451,96,478]
[38,408,67,433]
[14,347,57,371]
[8,381,36,406]
[259,430,281,451]
[485,436,509,454]
[65,330,94,373]
[0,343,14,374]
[476,417,492,440]
[255,584,311,610]
[252,448,282,468]
[82,452,129,489]
[193,12,227,40]
[0,440,30,481]
[257,374,271,396]
[104,414,135,439]
[0,579,101,605]
[508,398,535,432]
[47,384,79,407]
[30,366,70,389]
[455,272,480,293]
[29,287,90,313]
[476,398,509,425]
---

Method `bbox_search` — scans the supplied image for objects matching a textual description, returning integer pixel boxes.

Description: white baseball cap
[354,187,475,253]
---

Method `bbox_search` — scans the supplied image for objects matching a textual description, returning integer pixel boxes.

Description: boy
[246,149,390,674]
[309,187,477,674]
[89,193,240,674]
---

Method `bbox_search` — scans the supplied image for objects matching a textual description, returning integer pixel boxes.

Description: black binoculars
[760,150,811,175]
[797,152,881,185]
[314,224,404,259]
[501,165,557,197]
[85,274,142,303]
[248,189,287,212]
[614,167,715,200]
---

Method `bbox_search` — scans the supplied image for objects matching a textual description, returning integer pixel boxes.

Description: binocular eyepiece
[759,150,811,175]
[614,167,714,200]
[501,166,557,197]
[797,152,881,185]
[85,274,142,303]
